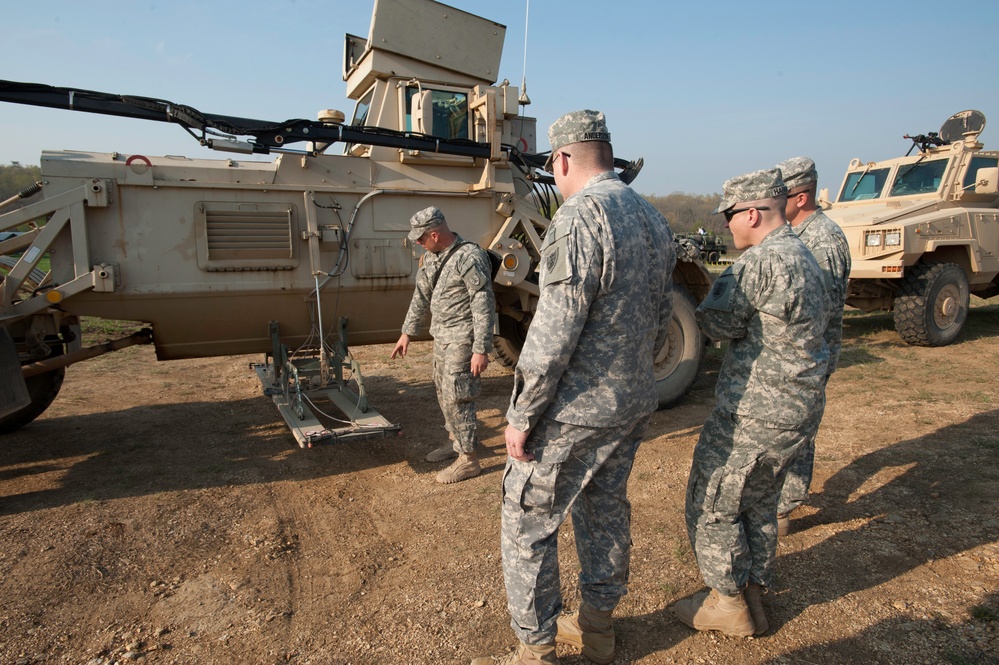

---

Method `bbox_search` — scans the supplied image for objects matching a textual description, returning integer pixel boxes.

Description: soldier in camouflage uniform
[472,110,675,665]
[391,206,495,485]
[775,157,852,536]
[674,168,830,637]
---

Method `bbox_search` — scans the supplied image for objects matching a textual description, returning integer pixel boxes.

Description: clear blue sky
[3,0,998,196]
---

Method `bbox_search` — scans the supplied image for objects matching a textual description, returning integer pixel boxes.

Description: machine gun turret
[902,131,947,155]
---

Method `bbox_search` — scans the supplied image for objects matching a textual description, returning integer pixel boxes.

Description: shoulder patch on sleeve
[462,259,486,290]
[541,234,572,287]
[701,264,743,312]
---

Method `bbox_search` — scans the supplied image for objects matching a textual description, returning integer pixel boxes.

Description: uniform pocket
[441,343,479,403]
[449,370,480,403]
[694,413,757,518]
[503,419,574,515]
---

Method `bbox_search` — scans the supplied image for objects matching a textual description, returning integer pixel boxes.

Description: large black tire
[492,314,529,370]
[655,285,704,408]
[707,251,720,264]
[493,286,705,409]
[492,336,521,370]
[0,257,65,433]
[894,262,970,346]
[0,365,65,434]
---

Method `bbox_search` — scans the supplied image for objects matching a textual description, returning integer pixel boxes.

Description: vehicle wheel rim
[934,283,961,329]
[654,319,683,381]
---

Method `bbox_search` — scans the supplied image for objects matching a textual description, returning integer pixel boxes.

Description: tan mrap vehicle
[821,110,999,346]
[0,0,712,445]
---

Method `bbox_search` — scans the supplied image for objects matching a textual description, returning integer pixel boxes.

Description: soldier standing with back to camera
[391,206,496,484]
[674,168,829,637]
[774,156,852,536]
[472,110,675,665]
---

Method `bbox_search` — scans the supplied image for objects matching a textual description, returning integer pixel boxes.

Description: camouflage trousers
[776,432,815,517]
[777,377,829,517]
[500,414,649,645]
[685,409,819,595]
[432,341,480,454]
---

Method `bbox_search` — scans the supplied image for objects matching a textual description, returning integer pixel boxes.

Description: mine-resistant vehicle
[822,110,999,346]
[0,0,712,445]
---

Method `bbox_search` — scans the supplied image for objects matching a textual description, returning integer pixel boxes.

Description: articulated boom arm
[0,79,498,160]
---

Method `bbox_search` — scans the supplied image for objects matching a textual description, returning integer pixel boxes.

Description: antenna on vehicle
[518,0,531,106]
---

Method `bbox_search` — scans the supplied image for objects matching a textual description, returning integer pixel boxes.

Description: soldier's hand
[504,424,534,462]
[390,334,410,359]
[470,352,489,376]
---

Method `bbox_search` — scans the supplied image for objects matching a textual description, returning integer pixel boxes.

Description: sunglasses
[723,206,770,222]
[544,151,570,174]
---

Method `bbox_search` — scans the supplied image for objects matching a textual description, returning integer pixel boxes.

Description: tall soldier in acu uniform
[472,110,675,665]
[674,168,829,637]
[774,156,852,536]
[391,206,496,485]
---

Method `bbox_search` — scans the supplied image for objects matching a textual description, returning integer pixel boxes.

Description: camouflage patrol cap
[543,109,611,171]
[408,206,446,241]
[713,167,788,214]
[776,156,818,191]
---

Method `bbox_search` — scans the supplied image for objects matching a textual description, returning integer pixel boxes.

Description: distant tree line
[643,192,728,238]
[0,163,43,216]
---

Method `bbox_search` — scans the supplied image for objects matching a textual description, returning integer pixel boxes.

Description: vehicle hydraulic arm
[0,79,495,159]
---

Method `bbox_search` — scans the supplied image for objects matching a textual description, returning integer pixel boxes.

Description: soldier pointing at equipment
[391,206,496,484]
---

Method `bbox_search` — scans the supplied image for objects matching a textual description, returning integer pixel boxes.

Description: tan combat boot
[673,588,756,637]
[436,452,481,484]
[743,583,768,635]
[470,642,556,665]
[556,602,614,664]
[426,443,458,463]
[776,514,791,537]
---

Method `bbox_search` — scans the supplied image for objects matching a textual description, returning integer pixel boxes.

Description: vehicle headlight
[884,231,901,246]
[866,232,882,247]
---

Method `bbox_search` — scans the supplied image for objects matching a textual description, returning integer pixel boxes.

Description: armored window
[351,87,375,128]
[344,87,376,156]
[889,159,949,196]
[838,168,891,202]
[404,87,469,140]
[963,156,999,189]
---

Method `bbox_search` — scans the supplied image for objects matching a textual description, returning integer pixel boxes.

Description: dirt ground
[1,300,998,665]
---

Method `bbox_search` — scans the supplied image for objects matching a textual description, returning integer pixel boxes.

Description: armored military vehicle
[0,0,711,445]
[675,232,728,264]
[822,110,999,346]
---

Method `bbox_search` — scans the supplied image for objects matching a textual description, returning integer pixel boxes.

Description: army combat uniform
[401,233,495,453]
[778,207,852,517]
[687,222,829,594]
[503,170,675,645]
